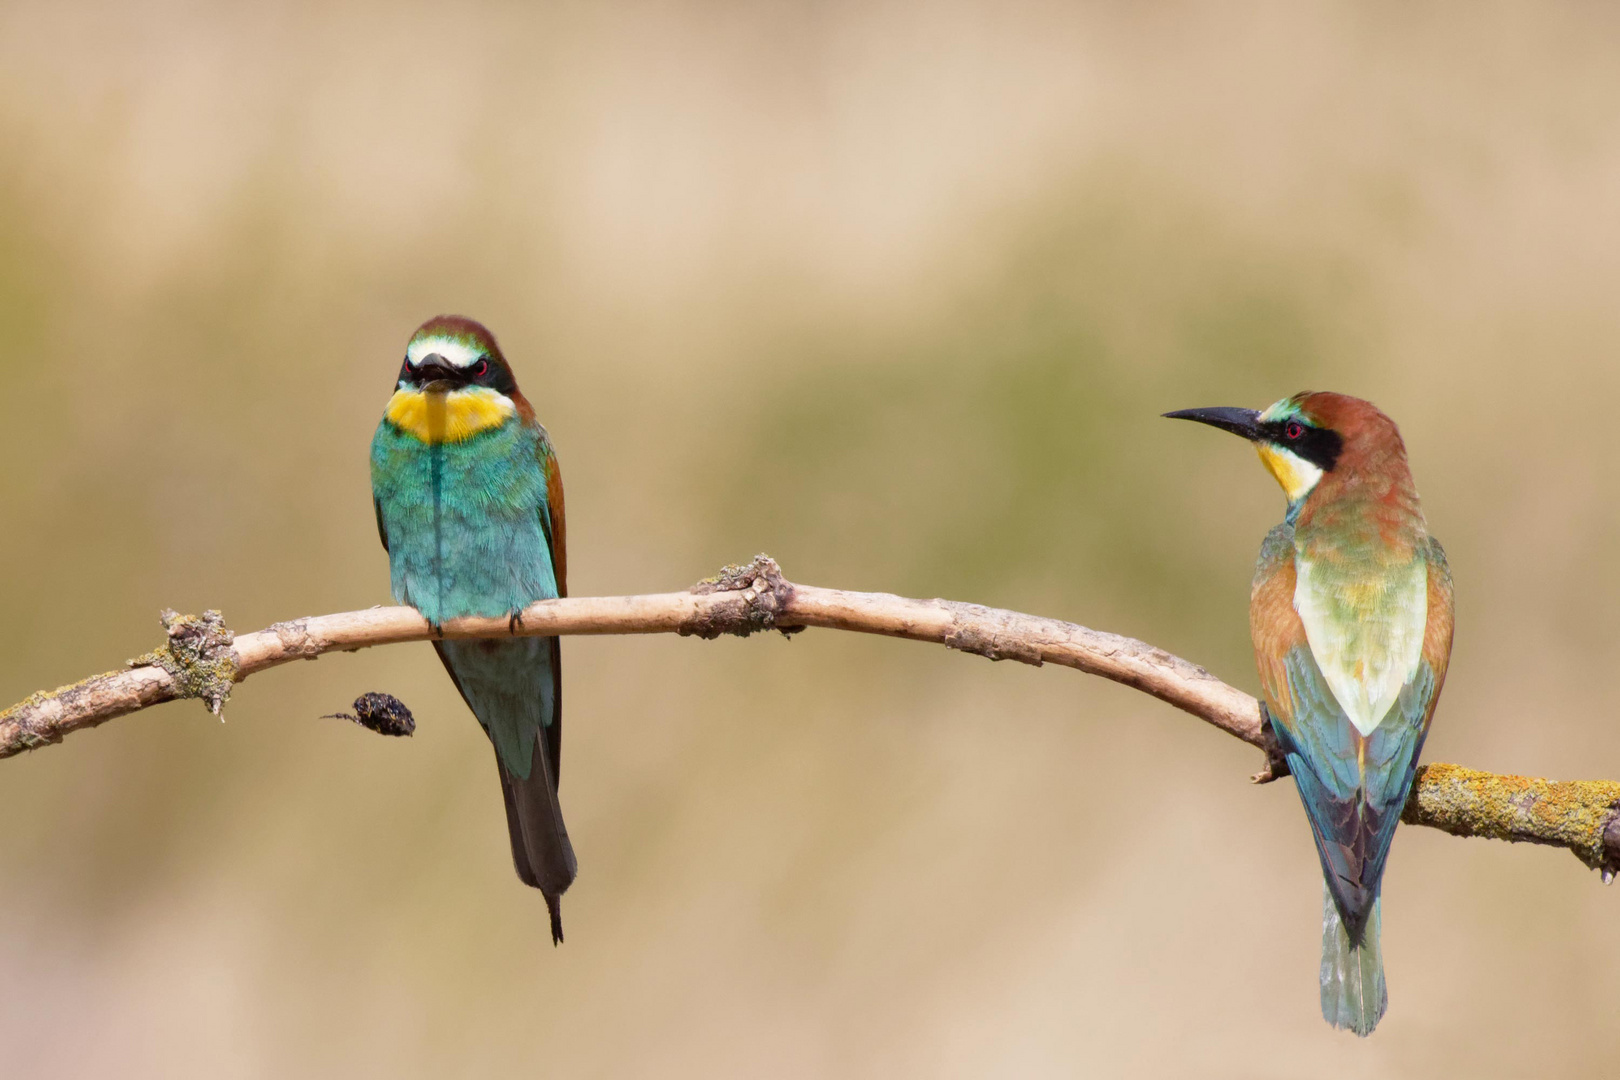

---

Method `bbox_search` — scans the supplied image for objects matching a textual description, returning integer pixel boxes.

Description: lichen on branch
[1404,763,1620,878]
[2,555,1617,882]
[127,609,238,716]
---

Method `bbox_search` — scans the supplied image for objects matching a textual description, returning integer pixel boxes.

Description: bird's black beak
[1163,406,1264,441]
[411,355,463,393]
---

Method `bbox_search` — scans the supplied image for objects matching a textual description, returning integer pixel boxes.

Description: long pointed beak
[1162,406,1264,440]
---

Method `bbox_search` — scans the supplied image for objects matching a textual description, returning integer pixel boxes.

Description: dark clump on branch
[129,609,239,717]
[683,554,802,640]
[324,693,417,737]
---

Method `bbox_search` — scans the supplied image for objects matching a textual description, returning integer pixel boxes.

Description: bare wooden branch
[3,556,1616,878]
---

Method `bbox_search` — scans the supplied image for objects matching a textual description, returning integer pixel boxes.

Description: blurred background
[2,1,1618,1075]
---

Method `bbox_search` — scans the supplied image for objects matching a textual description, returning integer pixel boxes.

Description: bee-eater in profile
[371,316,575,943]
[1166,392,1454,1036]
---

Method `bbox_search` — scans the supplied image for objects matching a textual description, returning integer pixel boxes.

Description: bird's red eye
[1285,421,1305,440]
[472,359,489,378]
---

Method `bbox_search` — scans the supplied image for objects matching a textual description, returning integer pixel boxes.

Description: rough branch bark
[3,556,1617,879]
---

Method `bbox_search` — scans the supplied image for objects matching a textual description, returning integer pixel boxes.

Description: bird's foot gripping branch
[2,555,1618,878]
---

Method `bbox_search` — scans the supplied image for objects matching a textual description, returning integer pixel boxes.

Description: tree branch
[4,556,1617,879]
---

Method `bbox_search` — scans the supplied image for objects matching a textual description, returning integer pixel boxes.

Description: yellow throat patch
[1256,443,1325,504]
[384,387,516,444]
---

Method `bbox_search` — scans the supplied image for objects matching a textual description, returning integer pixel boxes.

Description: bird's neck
[1294,458,1427,562]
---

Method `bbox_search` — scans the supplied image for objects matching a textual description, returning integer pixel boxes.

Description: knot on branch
[130,609,239,716]
[263,617,320,660]
[684,555,800,640]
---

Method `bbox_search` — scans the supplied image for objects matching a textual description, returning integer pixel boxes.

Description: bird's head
[384,316,526,443]
[1165,391,1402,507]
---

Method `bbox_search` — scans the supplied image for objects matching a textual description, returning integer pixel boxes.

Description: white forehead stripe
[1259,398,1297,423]
[407,336,484,369]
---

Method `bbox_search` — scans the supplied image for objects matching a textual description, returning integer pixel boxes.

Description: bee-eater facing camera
[1166,392,1455,1036]
[371,316,576,944]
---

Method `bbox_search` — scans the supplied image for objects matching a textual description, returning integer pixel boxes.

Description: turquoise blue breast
[370,419,558,627]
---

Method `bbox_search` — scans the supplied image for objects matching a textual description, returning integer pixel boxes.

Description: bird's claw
[1251,702,1292,784]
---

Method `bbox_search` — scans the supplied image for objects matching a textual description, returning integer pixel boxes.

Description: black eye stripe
[1259,418,1343,472]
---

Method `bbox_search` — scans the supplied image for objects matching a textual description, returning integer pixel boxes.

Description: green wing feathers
[1250,524,1446,934]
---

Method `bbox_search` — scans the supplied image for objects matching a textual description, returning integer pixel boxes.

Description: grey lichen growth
[692,555,777,592]
[0,686,70,748]
[685,554,801,639]
[0,669,136,754]
[129,609,239,716]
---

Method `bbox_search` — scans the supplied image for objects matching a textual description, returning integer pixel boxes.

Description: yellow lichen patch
[1256,443,1324,503]
[385,387,515,444]
[1404,762,1620,870]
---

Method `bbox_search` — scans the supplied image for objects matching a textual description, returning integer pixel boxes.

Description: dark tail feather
[496,739,577,946]
[545,893,565,944]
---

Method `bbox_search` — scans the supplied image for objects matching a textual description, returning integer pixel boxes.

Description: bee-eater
[370,315,576,943]
[1166,392,1454,1036]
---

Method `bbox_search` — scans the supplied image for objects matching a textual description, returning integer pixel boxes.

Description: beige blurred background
[2,1,1618,1075]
